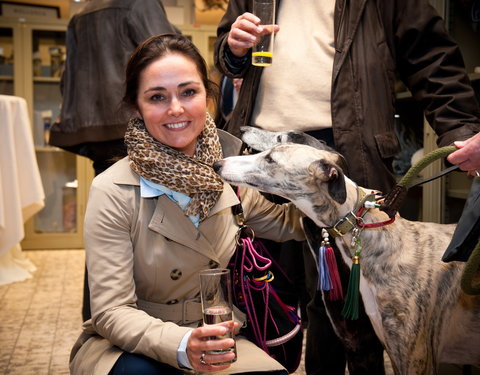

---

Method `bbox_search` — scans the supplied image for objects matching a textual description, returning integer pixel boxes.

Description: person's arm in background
[214,0,278,77]
[391,0,480,146]
[215,0,250,77]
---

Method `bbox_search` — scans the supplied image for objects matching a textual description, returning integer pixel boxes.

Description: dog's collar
[326,187,376,238]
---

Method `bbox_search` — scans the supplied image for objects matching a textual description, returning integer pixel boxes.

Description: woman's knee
[108,352,183,375]
[234,372,288,375]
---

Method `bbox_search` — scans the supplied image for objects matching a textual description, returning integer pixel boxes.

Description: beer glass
[199,268,237,364]
[252,0,276,67]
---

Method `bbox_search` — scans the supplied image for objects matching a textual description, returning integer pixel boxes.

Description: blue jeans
[108,352,289,375]
[108,353,182,375]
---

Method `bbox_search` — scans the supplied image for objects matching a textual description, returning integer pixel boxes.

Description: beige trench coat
[70,131,305,374]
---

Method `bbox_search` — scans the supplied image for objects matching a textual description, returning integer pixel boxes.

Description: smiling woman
[68,33,305,375]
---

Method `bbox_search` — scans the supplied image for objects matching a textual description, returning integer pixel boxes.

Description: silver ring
[475,170,480,178]
[200,352,207,365]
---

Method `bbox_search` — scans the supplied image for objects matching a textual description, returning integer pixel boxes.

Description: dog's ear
[309,160,347,204]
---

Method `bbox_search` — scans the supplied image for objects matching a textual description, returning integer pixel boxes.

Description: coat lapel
[148,183,239,260]
[114,131,242,260]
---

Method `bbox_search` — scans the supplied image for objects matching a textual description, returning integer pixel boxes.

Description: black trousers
[303,243,346,375]
[300,129,348,374]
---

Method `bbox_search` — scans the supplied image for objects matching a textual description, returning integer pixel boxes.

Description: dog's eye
[264,154,275,164]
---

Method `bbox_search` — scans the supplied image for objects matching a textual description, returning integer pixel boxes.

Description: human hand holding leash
[186,322,237,371]
[447,132,480,177]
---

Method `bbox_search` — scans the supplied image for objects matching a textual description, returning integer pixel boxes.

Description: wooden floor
[0,250,477,375]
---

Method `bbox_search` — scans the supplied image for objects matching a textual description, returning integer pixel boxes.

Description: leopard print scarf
[124,112,224,221]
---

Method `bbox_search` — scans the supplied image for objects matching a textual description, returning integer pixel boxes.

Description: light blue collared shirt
[140,177,200,227]
[177,330,193,369]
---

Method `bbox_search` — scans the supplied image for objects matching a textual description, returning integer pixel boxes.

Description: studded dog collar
[325,186,376,238]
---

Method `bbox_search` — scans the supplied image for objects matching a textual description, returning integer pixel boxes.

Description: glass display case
[181,25,219,113]
[0,17,93,249]
[181,25,217,70]
[0,27,14,95]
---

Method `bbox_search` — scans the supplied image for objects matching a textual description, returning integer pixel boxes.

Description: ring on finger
[200,352,207,365]
[475,170,480,178]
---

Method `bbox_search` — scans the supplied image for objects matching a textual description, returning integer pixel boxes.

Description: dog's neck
[302,177,392,239]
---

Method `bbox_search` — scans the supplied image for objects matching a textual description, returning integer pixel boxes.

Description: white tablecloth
[0,95,45,285]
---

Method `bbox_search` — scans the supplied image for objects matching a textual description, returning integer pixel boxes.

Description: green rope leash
[397,145,457,188]
[380,144,479,296]
[380,145,457,219]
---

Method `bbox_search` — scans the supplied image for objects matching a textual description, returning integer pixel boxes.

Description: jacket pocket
[374,131,400,159]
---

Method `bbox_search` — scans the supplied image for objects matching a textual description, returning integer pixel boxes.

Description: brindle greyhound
[214,132,480,375]
[239,127,386,375]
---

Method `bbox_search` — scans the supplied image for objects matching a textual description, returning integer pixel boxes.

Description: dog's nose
[213,160,223,173]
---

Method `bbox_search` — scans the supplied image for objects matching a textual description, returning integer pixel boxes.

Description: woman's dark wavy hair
[123,33,218,109]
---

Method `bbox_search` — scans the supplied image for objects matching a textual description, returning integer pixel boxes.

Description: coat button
[170,269,182,280]
[208,260,219,269]
[166,299,178,305]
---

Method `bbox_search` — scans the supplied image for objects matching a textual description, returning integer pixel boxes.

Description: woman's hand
[187,322,237,372]
[227,12,279,58]
[447,133,480,177]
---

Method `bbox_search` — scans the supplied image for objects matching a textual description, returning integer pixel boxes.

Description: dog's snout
[213,160,224,173]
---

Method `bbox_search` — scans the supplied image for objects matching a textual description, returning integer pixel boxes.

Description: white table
[0,95,45,285]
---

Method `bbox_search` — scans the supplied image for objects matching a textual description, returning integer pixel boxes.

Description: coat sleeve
[238,186,305,242]
[214,0,252,77]
[390,0,480,145]
[84,174,190,369]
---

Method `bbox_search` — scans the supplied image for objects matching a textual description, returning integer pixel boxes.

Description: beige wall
[194,0,225,25]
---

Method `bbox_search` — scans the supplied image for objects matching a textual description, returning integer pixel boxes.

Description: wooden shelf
[34,76,61,83]
[35,146,65,152]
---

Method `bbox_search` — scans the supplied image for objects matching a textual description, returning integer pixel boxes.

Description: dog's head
[214,143,352,224]
[240,126,348,174]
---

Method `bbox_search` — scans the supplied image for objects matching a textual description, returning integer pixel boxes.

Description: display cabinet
[0,27,13,95]
[181,24,218,71]
[0,17,94,249]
